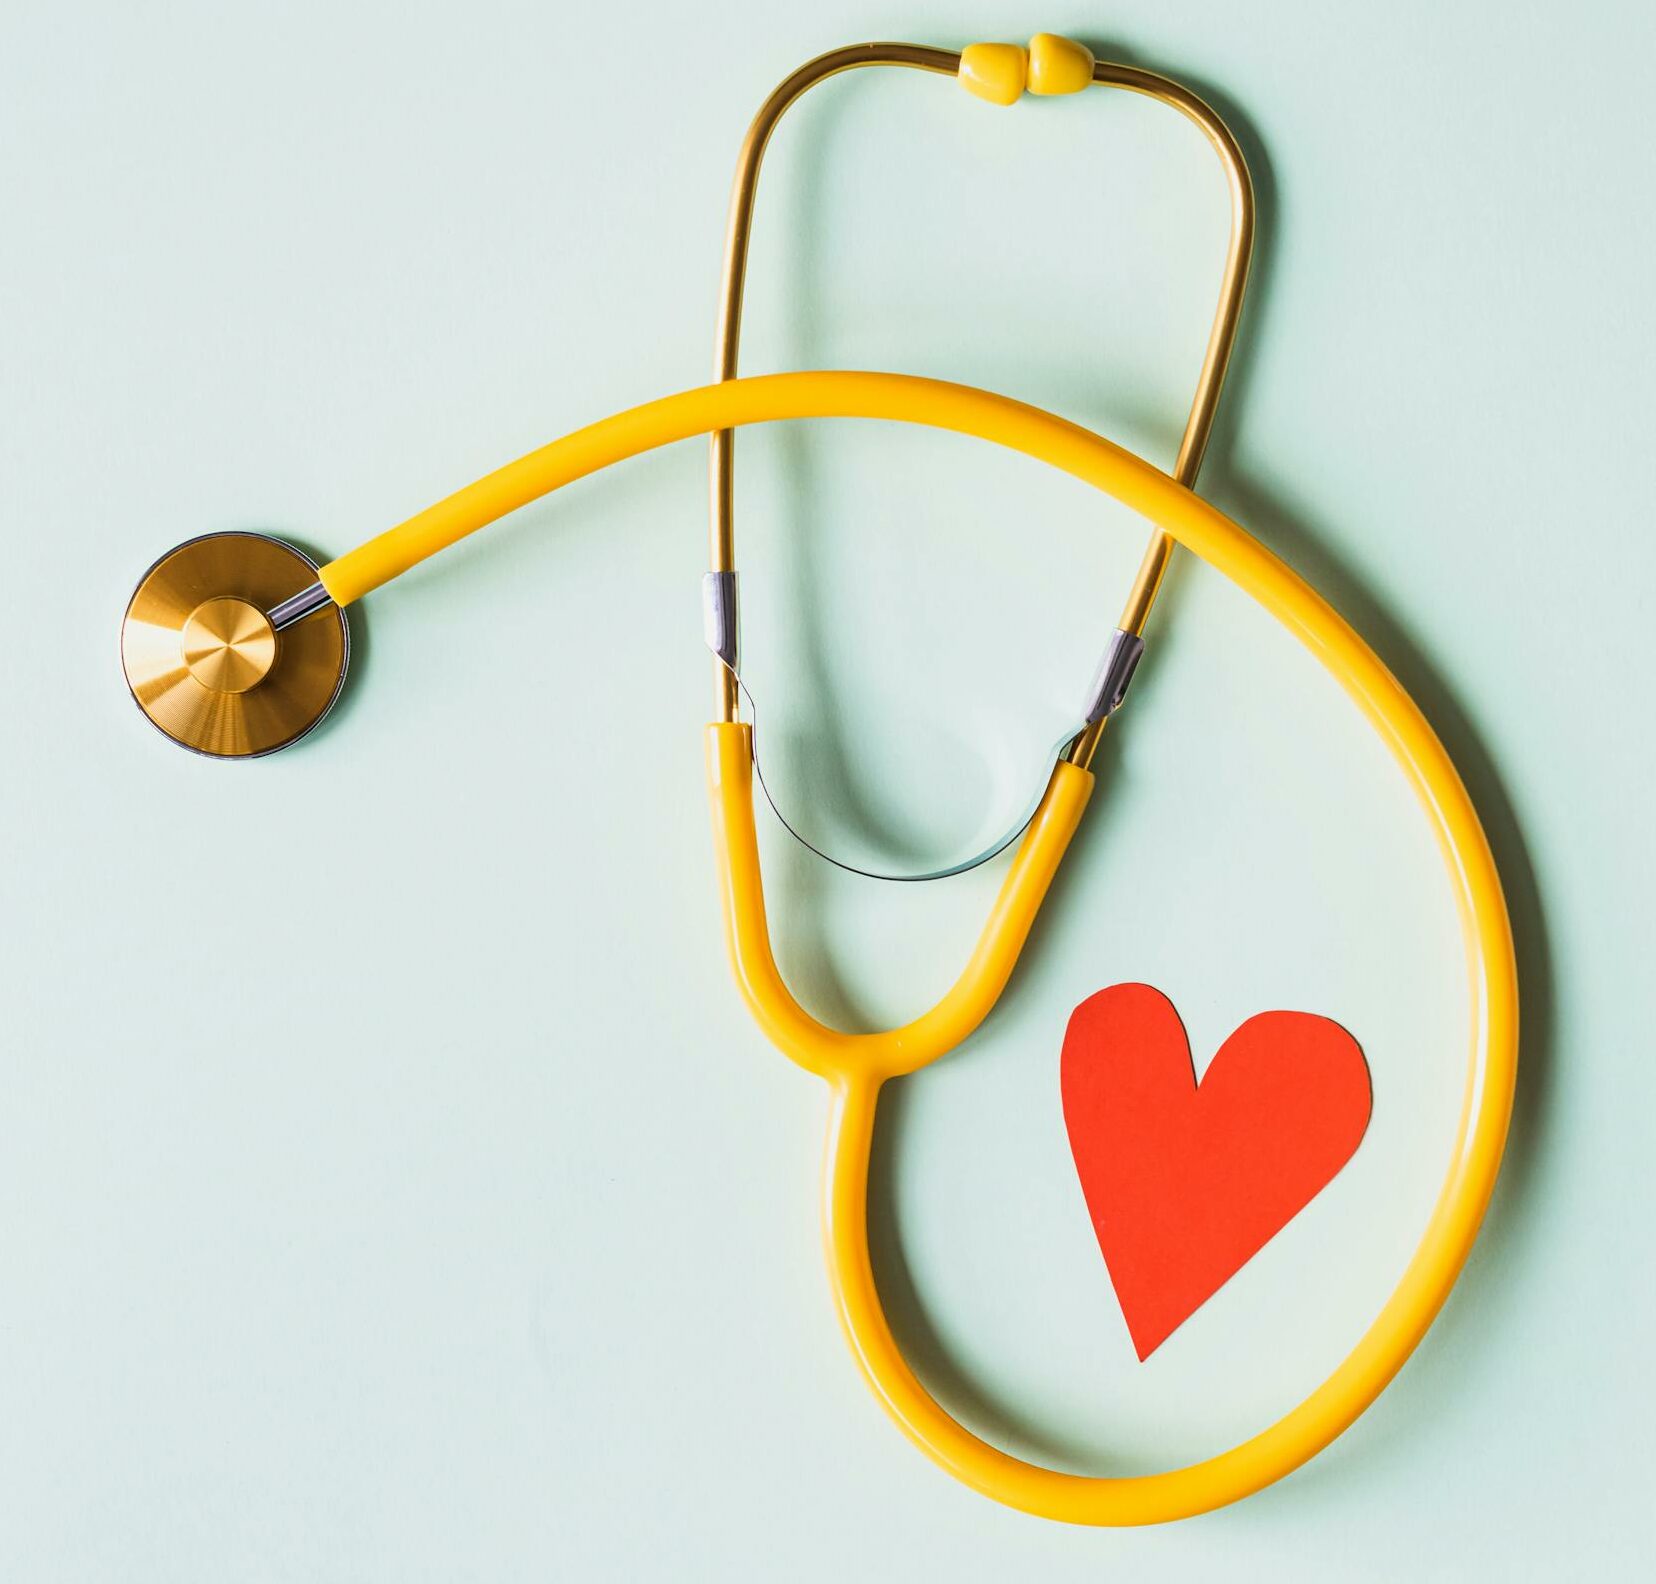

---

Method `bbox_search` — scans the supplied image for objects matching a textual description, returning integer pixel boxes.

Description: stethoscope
[119,34,1518,1525]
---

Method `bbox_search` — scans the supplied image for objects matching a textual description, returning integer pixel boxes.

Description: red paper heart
[1061,983,1371,1360]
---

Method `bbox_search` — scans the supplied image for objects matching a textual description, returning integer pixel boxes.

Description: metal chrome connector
[267,580,335,633]
[1081,629,1146,724]
[702,570,740,673]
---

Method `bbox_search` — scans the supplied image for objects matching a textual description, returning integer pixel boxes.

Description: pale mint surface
[1,0,1650,1576]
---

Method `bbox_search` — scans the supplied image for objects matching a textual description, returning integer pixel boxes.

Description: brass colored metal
[1066,60,1255,769]
[121,531,348,758]
[709,44,1255,750]
[180,597,277,693]
[710,44,957,719]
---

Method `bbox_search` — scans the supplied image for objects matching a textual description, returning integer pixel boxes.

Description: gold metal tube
[709,45,1255,735]
[710,44,959,719]
[1067,61,1255,767]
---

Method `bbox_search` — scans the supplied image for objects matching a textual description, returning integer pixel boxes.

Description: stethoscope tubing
[316,369,1517,1524]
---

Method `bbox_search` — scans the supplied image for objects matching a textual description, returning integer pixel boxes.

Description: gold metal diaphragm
[120,531,347,757]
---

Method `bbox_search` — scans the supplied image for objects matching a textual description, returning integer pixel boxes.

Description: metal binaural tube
[707,42,1255,754]
[709,43,959,720]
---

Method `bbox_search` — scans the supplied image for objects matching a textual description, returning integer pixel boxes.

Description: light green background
[2,0,1651,1577]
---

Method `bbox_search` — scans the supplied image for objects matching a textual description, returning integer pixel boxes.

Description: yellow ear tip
[957,42,1028,106]
[1026,33,1095,97]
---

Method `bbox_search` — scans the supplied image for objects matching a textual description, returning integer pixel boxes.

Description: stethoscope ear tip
[120,530,348,758]
[958,33,1095,105]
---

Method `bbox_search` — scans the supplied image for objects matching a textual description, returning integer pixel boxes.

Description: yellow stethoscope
[120,35,1517,1525]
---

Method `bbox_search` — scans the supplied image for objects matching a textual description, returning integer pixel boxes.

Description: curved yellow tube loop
[319,370,1517,1524]
[707,723,1093,1083]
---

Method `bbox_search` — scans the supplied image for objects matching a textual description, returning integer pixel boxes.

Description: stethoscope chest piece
[120,530,348,758]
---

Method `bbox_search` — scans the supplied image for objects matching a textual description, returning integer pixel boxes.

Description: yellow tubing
[707,724,1094,1083]
[319,371,1517,1524]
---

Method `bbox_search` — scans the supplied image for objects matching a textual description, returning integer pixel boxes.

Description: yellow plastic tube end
[958,42,1028,106]
[1027,33,1095,97]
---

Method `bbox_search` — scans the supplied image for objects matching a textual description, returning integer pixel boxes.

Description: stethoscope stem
[267,580,334,633]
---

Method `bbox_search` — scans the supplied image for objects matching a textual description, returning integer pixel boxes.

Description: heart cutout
[1061,983,1371,1360]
